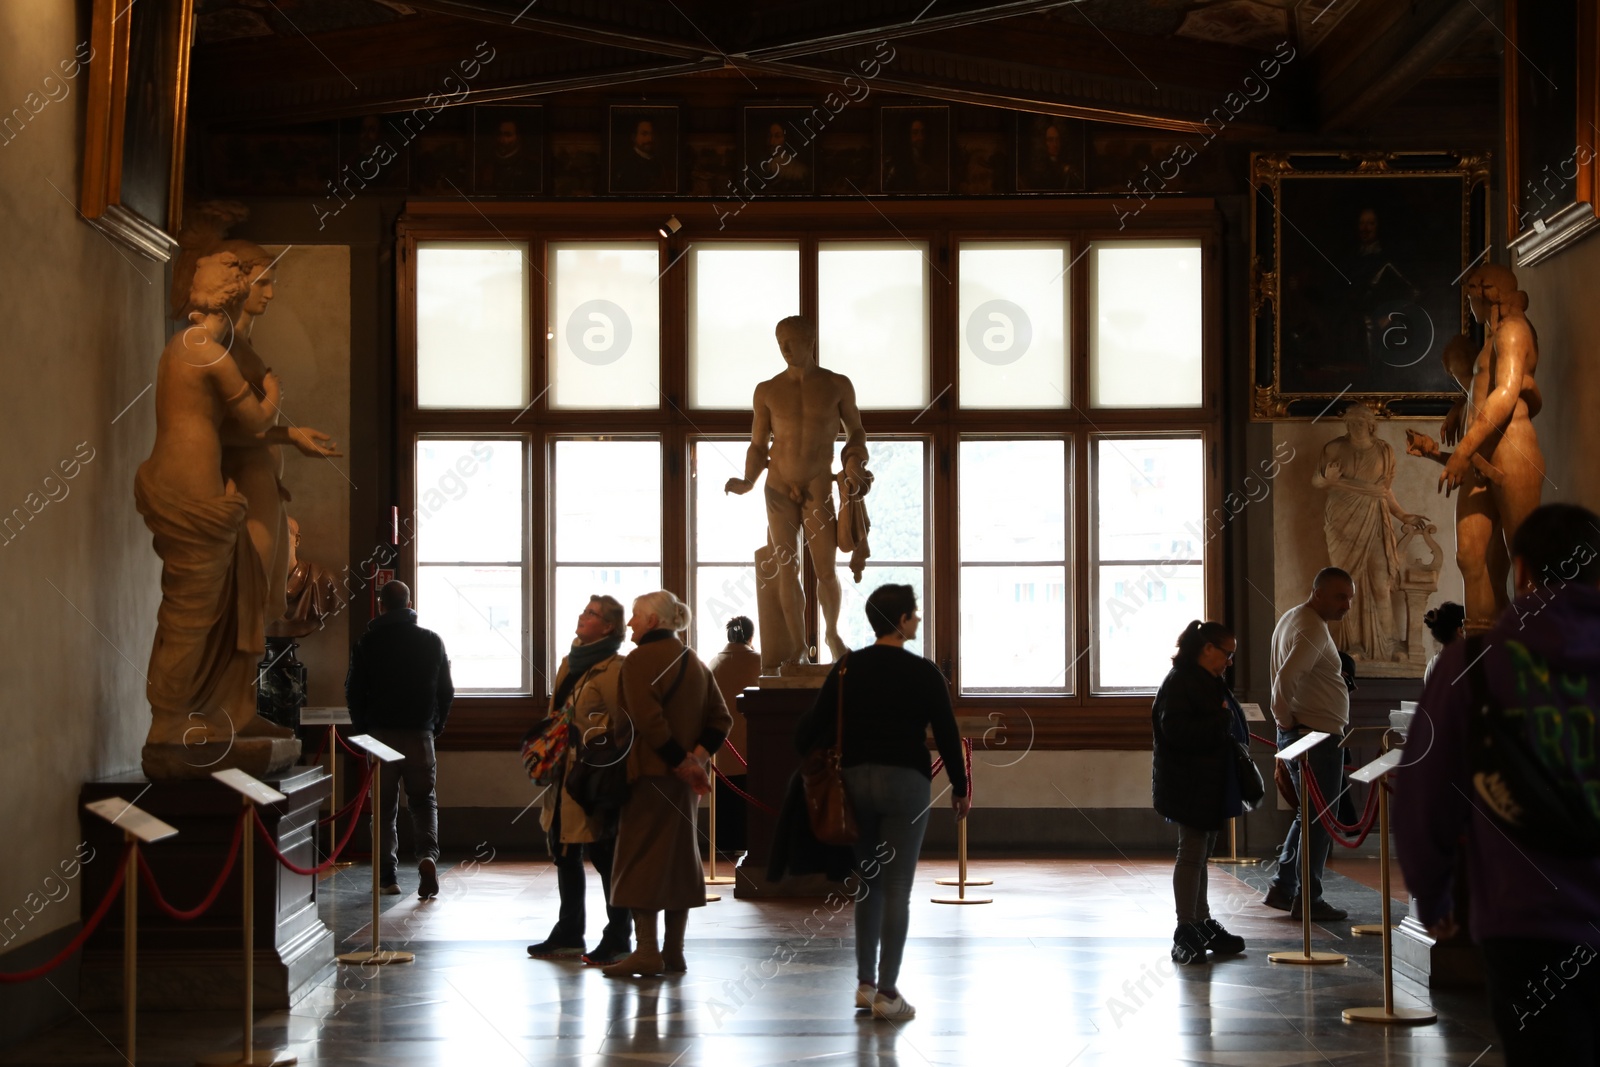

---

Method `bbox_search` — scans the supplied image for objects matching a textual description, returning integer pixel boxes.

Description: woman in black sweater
[1151,620,1250,964]
[796,584,969,1021]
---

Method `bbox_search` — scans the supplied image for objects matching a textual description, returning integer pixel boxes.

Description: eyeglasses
[580,608,604,620]
[1209,643,1236,661]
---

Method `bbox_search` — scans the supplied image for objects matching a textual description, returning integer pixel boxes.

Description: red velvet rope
[253,758,374,875]
[720,739,749,769]
[137,815,243,921]
[0,843,132,984]
[928,738,975,801]
[318,774,371,827]
[711,764,777,813]
[336,731,368,758]
[306,725,331,765]
[1300,760,1380,848]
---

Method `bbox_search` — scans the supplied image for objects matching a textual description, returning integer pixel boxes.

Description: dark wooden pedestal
[78,767,334,1009]
[734,681,838,899]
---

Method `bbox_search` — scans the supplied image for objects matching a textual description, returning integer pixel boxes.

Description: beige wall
[0,3,161,956]
[1517,239,1600,510]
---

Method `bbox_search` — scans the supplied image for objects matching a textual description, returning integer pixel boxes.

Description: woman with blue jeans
[797,584,970,1021]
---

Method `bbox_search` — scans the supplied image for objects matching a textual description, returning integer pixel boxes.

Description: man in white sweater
[1262,567,1355,921]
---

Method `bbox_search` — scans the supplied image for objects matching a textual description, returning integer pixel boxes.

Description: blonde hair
[634,590,691,633]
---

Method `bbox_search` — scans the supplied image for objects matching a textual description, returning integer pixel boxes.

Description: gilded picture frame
[1249,152,1490,420]
[80,0,192,262]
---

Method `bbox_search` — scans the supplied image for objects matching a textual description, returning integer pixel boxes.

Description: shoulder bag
[800,654,860,846]
[567,653,690,816]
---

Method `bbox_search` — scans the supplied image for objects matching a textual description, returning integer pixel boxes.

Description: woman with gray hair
[603,591,733,977]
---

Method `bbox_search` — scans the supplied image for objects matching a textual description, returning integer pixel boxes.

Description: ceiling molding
[736,0,1086,61]
[401,0,714,60]
[1316,0,1489,131]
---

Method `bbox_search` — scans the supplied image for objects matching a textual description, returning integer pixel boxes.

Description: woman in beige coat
[603,590,733,977]
[527,595,632,964]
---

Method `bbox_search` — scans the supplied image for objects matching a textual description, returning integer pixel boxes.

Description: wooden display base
[934,876,993,887]
[705,875,735,886]
[1343,1005,1437,1025]
[1351,923,1387,936]
[335,950,414,966]
[1268,950,1348,965]
[197,1049,297,1065]
[930,894,993,905]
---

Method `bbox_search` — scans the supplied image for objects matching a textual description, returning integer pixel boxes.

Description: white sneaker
[872,992,916,1020]
[855,983,876,1009]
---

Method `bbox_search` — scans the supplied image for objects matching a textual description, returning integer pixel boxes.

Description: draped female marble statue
[724,315,871,669]
[1405,264,1545,633]
[1312,403,1426,662]
[137,252,300,777]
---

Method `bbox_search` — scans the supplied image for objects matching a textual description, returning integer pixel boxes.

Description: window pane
[415,440,522,563]
[689,243,801,408]
[1096,563,1204,690]
[416,242,528,409]
[694,440,772,564]
[553,440,661,563]
[552,566,660,675]
[1096,438,1204,562]
[833,439,924,562]
[818,242,929,408]
[959,440,1065,562]
[960,566,1068,691]
[833,565,925,657]
[417,565,523,690]
[548,242,660,409]
[958,242,1070,408]
[1090,241,1203,407]
[693,565,758,657]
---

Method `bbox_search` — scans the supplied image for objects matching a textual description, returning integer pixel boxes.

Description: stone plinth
[77,766,334,1009]
[734,676,830,899]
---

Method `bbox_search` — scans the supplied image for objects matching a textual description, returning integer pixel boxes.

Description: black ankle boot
[1171,922,1209,965]
[1197,918,1246,954]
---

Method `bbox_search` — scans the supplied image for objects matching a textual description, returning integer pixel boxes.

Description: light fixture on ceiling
[658,215,682,239]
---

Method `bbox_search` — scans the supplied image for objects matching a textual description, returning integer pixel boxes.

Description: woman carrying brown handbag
[796,584,969,1021]
[603,590,732,978]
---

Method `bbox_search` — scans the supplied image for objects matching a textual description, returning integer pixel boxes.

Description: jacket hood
[1493,583,1600,666]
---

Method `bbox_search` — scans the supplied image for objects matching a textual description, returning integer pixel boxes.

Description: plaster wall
[1517,239,1600,511]
[0,0,162,1020]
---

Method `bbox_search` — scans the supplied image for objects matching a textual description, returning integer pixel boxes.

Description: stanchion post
[1343,750,1436,1026]
[337,735,413,966]
[301,708,353,870]
[932,819,991,905]
[1210,816,1259,865]
[201,769,297,1065]
[705,770,732,888]
[1267,733,1346,965]
[84,797,180,1067]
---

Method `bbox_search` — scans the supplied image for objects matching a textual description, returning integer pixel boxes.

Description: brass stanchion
[302,709,353,871]
[1209,816,1259,865]
[201,771,297,1065]
[705,771,733,888]
[1343,751,1436,1026]
[337,736,414,966]
[1268,733,1346,966]
[84,797,180,1067]
[931,821,991,905]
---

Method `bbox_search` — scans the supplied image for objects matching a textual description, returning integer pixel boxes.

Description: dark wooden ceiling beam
[1315,0,1491,131]
[736,0,1086,61]
[401,0,713,60]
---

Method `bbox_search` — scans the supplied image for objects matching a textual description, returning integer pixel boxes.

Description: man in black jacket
[346,581,454,898]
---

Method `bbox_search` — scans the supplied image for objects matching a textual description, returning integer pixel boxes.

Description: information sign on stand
[337,736,413,967]
[298,707,351,726]
[85,798,178,1066]
[1267,732,1348,966]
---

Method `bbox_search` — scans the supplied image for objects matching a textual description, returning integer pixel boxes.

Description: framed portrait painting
[472,104,543,195]
[1249,152,1490,419]
[880,105,948,194]
[1015,115,1085,192]
[81,0,193,261]
[741,106,815,195]
[609,105,678,194]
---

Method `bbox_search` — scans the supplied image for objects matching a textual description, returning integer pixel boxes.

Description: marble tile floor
[1,855,1506,1066]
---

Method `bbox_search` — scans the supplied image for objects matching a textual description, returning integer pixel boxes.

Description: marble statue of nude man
[725,315,868,669]
[1407,264,1545,633]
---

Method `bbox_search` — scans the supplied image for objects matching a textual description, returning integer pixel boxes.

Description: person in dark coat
[345,581,454,899]
[1151,619,1249,964]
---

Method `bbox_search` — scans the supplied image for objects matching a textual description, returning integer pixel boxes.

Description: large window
[402,207,1217,739]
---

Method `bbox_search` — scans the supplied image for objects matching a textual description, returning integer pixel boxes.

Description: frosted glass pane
[417,565,523,690]
[828,565,925,661]
[818,242,928,408]
[960,566,1068,692]
[553,440,660,562]
[551,566,659,679]
[416,242,528,409]
[1090,242,1203,407]
[822,439,923,562]
[1096,563,1204,690]
[415,440,522,564]
[959,440,1065,561]
[958,242,1070,408]
[695,440,771,563]
[548,242,660,409]
[689,243,801,409]
[1096,438,1204,561]
[694,565,758,657]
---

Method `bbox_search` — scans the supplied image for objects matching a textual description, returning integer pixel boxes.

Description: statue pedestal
[1393,901,1484,989]
[77,767,334,1009]
[734,674,831,899]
